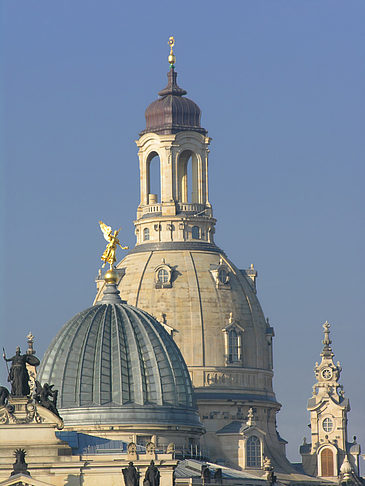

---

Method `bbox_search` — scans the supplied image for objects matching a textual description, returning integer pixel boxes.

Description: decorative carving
[263,457,276,485]
[122,462,139,486]
[166,442,175,454]
[3,347,40,397]
[146,441,155,454]
[0,399,43,425]
[144,460,160,486]
[244,264,257,292]
[246,408,256,427]
[206,371,252,386]
[127,442,137,455]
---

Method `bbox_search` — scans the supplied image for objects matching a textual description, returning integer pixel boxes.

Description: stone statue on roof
[144,460,160,486]
[3,346,40,397]
[122,461,139,486]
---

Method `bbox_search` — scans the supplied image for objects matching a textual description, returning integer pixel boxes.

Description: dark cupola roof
[140,67,207,136]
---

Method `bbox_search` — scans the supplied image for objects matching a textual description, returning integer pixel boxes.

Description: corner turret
[300,322,361,479]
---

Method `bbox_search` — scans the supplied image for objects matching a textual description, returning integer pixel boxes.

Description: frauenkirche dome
[93,54,294,471]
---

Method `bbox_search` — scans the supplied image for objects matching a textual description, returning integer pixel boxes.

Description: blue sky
[1,1,364,462]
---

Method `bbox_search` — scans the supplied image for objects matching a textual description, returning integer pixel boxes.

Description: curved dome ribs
[119,305,148,405]
[56,309,93,406]
[113,306,131,405]
[99,305,112,405]
[78,306,106,406]
[135,308,185,408]
[130,308,164,406]
[66,307,103,407]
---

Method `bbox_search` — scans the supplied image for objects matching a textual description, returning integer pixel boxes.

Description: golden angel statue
[99,221,128,269]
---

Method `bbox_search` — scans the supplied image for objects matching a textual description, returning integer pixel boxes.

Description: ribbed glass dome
[38,280,200,427]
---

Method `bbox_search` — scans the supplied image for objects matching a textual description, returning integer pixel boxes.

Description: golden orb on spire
[168,36,176,67]
[104,268,118,284]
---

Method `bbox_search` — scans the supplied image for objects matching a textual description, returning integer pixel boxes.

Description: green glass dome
[38,281,200,428]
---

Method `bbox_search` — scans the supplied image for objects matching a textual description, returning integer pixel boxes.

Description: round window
[157,269,169,283]
[218,268,229,284]
[322,417,334,433]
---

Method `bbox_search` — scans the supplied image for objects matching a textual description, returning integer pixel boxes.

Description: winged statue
[99,221,128,269]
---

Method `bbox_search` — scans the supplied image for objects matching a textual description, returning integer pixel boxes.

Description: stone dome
[140,68,207,136]
[38,280,201,428]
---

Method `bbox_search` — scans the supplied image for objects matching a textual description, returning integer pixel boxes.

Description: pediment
[240,424,266,438]
[222,321,245,333]
[0,473,54,486]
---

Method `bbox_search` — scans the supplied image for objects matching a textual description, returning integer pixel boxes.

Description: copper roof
[141,67,207,136]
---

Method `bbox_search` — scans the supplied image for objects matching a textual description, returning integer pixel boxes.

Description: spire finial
[168,36,176,68]
[321,320,334,358]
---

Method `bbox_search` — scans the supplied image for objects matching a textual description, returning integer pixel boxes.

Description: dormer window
[218,268,229,284]
[154,261,172,288]
[210,261,231,289]
[222,313,244,366]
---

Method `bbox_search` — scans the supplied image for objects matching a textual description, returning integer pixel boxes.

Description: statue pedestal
[7,397,32,422]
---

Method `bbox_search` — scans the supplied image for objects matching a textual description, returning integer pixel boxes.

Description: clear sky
[1,1,364,463]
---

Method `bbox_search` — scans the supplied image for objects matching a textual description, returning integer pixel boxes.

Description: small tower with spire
[300,322,361,479]
[134,37,215,247]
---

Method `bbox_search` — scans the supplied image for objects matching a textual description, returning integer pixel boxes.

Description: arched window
[157,269,169,283]
[178,150,199,203]
[192,226,200,239]
[147,152,161,203]
[143,228,150,241]
[246,436,261,467]
[228,329,239,363]
[320,448,334,477]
